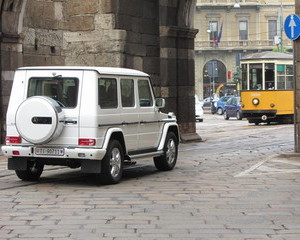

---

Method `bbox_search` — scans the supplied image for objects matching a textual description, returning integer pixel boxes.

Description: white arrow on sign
[289,15,296,38]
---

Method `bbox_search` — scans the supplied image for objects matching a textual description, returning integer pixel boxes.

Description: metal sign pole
[295,3,300,152]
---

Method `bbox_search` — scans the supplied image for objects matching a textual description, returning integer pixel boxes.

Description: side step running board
[129,150,164,160]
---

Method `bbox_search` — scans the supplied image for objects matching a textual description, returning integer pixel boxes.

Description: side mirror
[155,98,165,108]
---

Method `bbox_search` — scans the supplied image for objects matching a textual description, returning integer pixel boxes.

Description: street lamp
[209,61,217,97]
[278,0,284,52]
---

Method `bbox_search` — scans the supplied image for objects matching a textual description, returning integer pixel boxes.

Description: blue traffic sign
[284,14,300,40]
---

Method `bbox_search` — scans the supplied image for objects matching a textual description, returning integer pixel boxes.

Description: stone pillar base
[179,122,202,142]
[180,132,202,143]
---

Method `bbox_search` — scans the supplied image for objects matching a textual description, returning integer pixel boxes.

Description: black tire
[217,107,223,115]
[98,140,124,184]
[237,111,242,120]
[154,132,178,171]
[224,111,229,120]
[15,160,44,181]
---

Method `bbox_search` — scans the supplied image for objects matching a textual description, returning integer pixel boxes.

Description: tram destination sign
[284,14,300,40]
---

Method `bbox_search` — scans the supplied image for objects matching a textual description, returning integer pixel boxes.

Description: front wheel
[15,160,44,181]
[236,111,242,120]
[98,140,124,184]
[224,111,229,120]
[154,132,178,171]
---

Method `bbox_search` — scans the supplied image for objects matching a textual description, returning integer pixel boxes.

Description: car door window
[98,78,118,109]
[121,79,135,107]
[138,79,153,107]
[226,98,232,105]
[232,98,237,105]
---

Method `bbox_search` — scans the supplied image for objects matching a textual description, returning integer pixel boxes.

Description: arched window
[203,60,226,98]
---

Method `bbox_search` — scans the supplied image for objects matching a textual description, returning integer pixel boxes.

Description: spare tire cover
[15,96,64,144]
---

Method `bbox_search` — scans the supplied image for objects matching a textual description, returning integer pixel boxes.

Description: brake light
[78,138,96,146]
[6,136,22,144]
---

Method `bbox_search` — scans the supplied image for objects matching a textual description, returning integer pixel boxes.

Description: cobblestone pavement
[0,114,300,240]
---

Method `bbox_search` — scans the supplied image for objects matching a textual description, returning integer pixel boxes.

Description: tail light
[78,138,96,146]
[6,136,22,144]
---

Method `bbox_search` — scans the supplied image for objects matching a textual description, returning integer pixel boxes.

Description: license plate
[35,148,64,156]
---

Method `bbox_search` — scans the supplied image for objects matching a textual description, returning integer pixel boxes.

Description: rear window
[28,77,79,108]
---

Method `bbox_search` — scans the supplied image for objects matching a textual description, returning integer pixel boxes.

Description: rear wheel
[217,107,223,115]
[98,140,124,184]
[15,160,44,181]
[154,132,178,171]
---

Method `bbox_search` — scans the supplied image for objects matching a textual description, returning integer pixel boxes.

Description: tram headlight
[252,98,260,105]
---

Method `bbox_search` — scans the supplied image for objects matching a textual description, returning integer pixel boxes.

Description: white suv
[2,67,179,184]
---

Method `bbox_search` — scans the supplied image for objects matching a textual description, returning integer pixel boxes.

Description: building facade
[194,0,294,99]
[0,0,200,141]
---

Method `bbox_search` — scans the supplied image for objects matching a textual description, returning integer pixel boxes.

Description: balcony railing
[195,40,293,50]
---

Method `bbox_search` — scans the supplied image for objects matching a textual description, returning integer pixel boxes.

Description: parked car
[224,96,243,120]
[195,97,204,122]
[2,66,179,185]
[214,95,234,115]
[202,94,219,109]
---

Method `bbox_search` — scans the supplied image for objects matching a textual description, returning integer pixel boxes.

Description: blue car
[224,96,243,120]
[214,96,234,115]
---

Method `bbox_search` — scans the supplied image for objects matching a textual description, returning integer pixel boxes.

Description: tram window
[265,63,275,90]
[277,64,285,75]
[286,65,294,90]
[249,64,262,90]
[286,76,293,90]
[277,76,285,90]
[241,64,248,90]
[277,65,285,90]
[286,65,293,75]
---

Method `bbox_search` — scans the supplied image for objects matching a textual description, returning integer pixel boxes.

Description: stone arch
[177,0,196,28]
[1,0,26,34]
[0,0,200,141]
[0,0,27,141]
[204,58,228,84]
[203,59,227,98]
[159,0,196,28]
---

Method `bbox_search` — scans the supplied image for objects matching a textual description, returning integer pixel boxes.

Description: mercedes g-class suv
[2,67,179,184]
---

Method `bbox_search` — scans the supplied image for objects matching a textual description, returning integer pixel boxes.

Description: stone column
[0,34,23,142]
[160,25,201,141]
[0,0,26,142]
[295,2,300,152]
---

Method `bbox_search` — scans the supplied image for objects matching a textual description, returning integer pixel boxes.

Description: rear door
[228,97,237,117]
[26,70,82,146]
[120,77,139,152]
[225,98,233,116]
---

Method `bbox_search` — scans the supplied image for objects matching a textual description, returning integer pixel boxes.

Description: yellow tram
[240,51,294,125]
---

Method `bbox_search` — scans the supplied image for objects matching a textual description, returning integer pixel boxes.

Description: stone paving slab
[0,119,300,239]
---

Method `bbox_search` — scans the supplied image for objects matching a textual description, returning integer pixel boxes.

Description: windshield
[28,77,79,108]
[220,96,231,102]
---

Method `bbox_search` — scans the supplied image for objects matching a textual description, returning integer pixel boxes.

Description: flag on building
[217,22,223,43]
